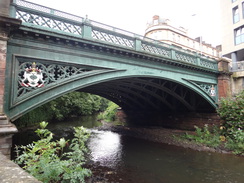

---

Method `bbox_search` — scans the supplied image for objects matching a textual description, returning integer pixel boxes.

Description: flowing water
[12,117,244,183]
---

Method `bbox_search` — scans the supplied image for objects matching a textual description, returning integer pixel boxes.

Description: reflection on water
[12,116,244,183]
[86,131,244,183]
[119,137,244,183]
[88,130,122,168]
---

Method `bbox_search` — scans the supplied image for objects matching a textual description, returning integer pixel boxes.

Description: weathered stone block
[0,134,12,158]
[0,0,11,16]
[0,58,6,69]
[0,116,9,125]
[0,151,42,182]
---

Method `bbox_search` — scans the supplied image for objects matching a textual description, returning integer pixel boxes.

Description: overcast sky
[27,0,221,46]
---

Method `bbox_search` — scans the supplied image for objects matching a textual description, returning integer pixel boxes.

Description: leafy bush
[15,92,110,126]
[217,90,244,155]
[15,122,92,183]
[178,91,244,155]
[183,125,244,155]
[49,92,106,120]
[183,125,221,148]
[97,101,119,122]
[224,128,244,155]
[15,103,54,128]
[217,90,244,131]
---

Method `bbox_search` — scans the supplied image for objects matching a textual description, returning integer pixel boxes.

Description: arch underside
[81,77,215,113]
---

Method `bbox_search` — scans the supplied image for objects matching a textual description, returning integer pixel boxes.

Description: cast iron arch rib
[117,78,194,111]
[81,77,215,112]
[85,87,144,110]
[111,80,175,110]
[82,83,159,110]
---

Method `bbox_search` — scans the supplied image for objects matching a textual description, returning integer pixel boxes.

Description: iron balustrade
[230,61,244,72]
[11,0,218,72]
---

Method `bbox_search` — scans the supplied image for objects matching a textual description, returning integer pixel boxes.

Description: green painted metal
[10,0,218,72]
[4,0,220,121]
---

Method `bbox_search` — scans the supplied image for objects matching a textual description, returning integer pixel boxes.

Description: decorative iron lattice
[16,10,82,35]
[15,0,84,22]
[17,62,91,97]
[200,59,217,70]
[92,29,134,48]
[13,0,219,73]
[141,43,171,58]
[175,52,197,64]
[195,83,216,96]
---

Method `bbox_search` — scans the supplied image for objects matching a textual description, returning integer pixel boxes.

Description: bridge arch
[0,0,224,158]
[4,0,219,121]
[5,64,217,121]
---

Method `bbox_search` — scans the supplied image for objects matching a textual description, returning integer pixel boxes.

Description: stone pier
[217,58,232,98]
[0,0,21,158]
[0,115,18,158]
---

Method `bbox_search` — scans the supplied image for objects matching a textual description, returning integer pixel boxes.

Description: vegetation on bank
[15,122,91,183]
[15,92,110,128]
[183,90,244,156]
[14,89,244,158]
[97,101,119,122]
[13,95,119,182]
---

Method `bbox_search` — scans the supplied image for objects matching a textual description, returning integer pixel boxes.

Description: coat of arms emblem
[21,62,44,87]
[210,85,216,97]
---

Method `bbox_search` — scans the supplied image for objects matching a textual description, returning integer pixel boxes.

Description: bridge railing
[229,61,244,72]
[10,0,218,72]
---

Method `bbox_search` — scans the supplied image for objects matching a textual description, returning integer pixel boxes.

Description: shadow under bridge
[82,77,216,124]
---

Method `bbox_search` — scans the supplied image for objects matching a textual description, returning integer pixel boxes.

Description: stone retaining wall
[124,111,222,130]
[0,152,41,183]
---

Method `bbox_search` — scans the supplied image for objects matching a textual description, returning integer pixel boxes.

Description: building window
[172,33,175,41]
[153,31,158,39]
[233,6,240,23]
[177,35,180,43]
[153,19,158,25]
[235,26,244,45]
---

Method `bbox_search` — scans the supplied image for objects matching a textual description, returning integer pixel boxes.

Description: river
[12,116,244,183]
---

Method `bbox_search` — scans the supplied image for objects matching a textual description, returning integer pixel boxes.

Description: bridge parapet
[10,0,218,73]
[230,60,244,72]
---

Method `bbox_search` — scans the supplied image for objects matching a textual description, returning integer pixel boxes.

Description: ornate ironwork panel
[183,79,217,102]
[175,52,197,64]
[92,28,134,48]
[16,60,95,98]
[16,10,82,35]
[141,43,171,58]
[195,82,217,97]
[200,59,217,70]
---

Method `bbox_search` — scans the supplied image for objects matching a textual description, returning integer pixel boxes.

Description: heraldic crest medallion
[21,62,44,87]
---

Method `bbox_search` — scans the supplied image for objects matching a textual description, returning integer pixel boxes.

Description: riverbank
[15,120,233,155]
[97,122,232,155]
[87,123,237,183]
[10,120,239,183]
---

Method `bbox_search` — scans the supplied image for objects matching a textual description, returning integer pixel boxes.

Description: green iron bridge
[4,0,220,122]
